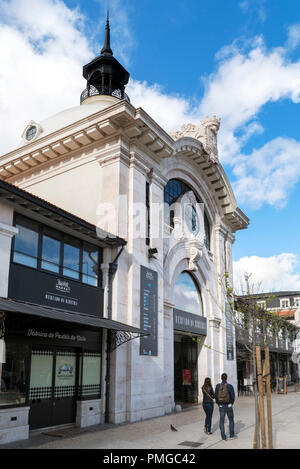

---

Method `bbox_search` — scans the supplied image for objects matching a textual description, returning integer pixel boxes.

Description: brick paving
[2,385,300,449]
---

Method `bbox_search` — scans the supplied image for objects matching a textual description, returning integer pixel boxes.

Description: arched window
[173,271,203,316]
[164,179,211,250]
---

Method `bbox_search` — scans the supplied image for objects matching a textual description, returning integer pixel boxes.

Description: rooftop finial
[101,10,113,56]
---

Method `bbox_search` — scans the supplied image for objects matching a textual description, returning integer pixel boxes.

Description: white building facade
[0,18,248,431]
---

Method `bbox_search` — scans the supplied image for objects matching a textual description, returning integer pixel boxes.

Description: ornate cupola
[80,13,130,104]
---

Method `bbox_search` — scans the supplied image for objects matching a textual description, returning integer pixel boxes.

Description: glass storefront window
[13,223,39,268]
[63,242,80,280]
[79,353,101,397]
[12,215,101,288]
[174,271,203,316]
[0,343,29,406]
[82,244,98,286]
[41,235,60,273]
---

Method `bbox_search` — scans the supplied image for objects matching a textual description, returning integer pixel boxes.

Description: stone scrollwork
[170,124,204,141]
[201,115,221,162]
[170,115,221,163]
[187,238,211,273]
[188,245,202,271]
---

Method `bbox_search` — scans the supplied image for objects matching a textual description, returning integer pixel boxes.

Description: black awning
[0,297,146,335]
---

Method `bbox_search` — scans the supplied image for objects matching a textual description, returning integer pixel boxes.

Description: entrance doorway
[29,347,77,430]
[174,336,198,404]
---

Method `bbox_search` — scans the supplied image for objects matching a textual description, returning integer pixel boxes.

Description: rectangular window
[280,299,289,308]
[82,243,98,286]
[79,353,101,397]
[12,215,100,287]
[0,343,29,406]
[13,220,39,268]
[41,235,60,273]
[146,181,150,246]
[63,241,80,280]
[294,298,300,307]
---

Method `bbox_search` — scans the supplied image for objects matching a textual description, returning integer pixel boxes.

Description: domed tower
[80,13,130,105]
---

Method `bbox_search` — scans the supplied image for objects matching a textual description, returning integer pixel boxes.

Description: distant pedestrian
[215,373,236,441]
[201,377,215,435]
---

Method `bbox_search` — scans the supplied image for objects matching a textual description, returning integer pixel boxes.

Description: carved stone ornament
[170,116,221,163]
[187,238,205,272]
[170,124,204,141]
[201,116,221,162]
[188,245,202,271]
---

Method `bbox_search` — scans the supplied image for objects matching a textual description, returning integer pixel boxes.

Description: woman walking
[202,377,215,435]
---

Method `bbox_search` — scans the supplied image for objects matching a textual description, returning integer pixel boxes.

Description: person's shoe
[204,428,208,434]
[229,435,237,439]
[207,431,212,435]
[222,436,227,441]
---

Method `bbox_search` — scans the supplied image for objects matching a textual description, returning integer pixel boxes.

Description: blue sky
[1,0,300,292]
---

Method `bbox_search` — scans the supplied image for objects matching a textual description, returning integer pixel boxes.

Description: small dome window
[25,125,37,141]
[22,120,42,143]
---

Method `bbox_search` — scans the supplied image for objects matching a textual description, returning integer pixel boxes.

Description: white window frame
[280,298,290,309]
[257,300,266,309]
[293,297,300,307]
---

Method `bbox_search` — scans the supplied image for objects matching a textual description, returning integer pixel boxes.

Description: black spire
[81,14,130,103]
[100,11,113,56]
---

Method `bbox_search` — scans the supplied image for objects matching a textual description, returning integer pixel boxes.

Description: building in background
[0,15,249,441]
[236,291,300,392]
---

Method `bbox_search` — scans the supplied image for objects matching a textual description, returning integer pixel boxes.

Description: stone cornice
[0,100,173,183]
[0,99,249,235]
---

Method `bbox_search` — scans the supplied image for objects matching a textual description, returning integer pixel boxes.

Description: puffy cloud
[197,34,300,207]
[199,37,300,159]
[0,0,91,154]
[127,80,195,132]
[2,1,300,211]
[232,137,300,208]
[233,253,300,293]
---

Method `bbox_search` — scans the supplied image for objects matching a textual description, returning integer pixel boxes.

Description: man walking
[215,373,236,441]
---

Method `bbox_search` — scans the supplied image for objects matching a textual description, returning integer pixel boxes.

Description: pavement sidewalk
[2,386,300,450]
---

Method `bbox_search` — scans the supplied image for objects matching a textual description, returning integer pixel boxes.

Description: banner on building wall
[225,303,234,360]
[140,266,158,356]
[182,369,192,386]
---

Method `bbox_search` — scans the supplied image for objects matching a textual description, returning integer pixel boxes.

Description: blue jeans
[202,402,214,432]
[219,404,234,439]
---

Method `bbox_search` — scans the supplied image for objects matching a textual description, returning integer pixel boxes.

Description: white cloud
[232,137,300,208]
[233,253,300,293]
[0,0,92,154]
[1,1,300,211]
[127,80,195,132]
[198,34,300,207]
[199,37,300,159]
[286,23,300,51]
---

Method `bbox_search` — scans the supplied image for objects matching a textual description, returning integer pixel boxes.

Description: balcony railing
[80,85,130,104]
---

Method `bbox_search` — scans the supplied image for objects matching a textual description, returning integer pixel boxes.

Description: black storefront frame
[1,314,103,414]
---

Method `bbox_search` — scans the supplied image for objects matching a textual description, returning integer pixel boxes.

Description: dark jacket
[215,381,235,405]
[202,385,215,404]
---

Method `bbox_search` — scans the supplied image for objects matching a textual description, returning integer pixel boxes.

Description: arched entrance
[173,271,205,405]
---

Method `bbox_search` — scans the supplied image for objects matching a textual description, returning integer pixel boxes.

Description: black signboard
[8,263,103,317]
[140,266,158,356]
[173,308,207,336]
[225,303,234,360]
[5,312,101,350]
